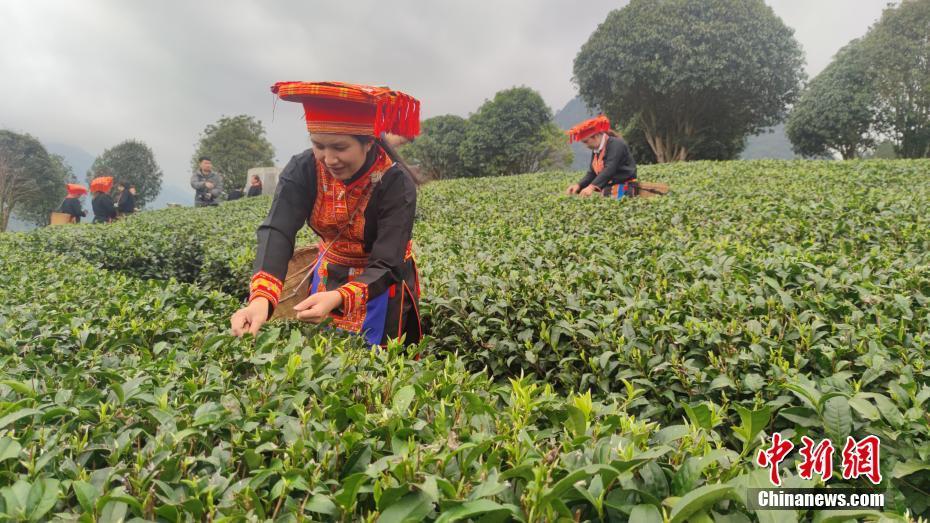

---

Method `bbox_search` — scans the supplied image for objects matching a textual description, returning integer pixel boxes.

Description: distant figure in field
[90,176,117,223]
[247,175,263,197]
[191,156,223,207]
[58,183,88,223]
[116,182,136,215]
[565,115,638,199]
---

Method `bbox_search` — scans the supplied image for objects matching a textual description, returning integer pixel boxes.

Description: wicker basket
[49,212,75,225]
[633,181,670,199]
[270,245,321,321]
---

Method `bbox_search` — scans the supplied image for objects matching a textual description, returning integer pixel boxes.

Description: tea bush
[0,243,837,521]
[6,159,930,520]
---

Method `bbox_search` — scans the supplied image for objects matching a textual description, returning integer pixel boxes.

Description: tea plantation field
[2,160,928,521]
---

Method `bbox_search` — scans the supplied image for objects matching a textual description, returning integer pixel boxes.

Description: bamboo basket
[632,181,670,199]
[49,212,75,225]
[270,245,320,321]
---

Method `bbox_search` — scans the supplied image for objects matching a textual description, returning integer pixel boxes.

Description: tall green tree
[534,125,574,173]
[401,115,471,179]
[862,0,930,158]
[459,87,571,177]
[618,119,658,165]
[87,140,162,208]
[573,0,804,163]
[787,39,879,160]
[192,115,275,191]
[0,130,70,231]
[18,153,75,226]
[866,141,898,160]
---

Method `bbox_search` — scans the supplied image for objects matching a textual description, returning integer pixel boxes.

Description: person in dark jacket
[246,175,263,197]
[90,176,117,223]
[116,182,136,215]
[58,183,88,223]
[231,81,423,348]
[565,115,638,199]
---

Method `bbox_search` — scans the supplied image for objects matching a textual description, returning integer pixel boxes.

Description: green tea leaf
[72,481,99,514]
[434,500,517,523]
[0,408,42,430]
[683,403,714,430]
[668,484,737,523]
[891,461,930,479]
[393,385,416,413]
[848,395,881,421]
[305,494,337,515]
[26,479,59,522]
[0,437,22,463]
[821,396,852,442]
[377,491,433,523]
[629,504,663,523]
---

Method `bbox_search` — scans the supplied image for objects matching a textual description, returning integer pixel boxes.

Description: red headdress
[66,183,88,197]
[90,176,113,194]
[567,115,612,143]
[271,81,421,139]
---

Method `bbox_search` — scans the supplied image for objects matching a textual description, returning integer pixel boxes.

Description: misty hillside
[45,141,95,180]
[740,123,798,160]
[553,97,597,170]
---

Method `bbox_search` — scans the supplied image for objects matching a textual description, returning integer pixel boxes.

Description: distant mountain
[44,141,96,180]
[149,183,195,209]
[554,96,597,130]
[555,96,800,165]
[740,123,799,160]
[553,97,597,170]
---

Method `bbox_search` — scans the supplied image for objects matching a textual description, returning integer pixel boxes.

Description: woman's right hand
[566,184,581,195]
[231,297,270,337]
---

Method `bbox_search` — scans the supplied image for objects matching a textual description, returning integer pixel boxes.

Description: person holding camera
[191,156,223,207]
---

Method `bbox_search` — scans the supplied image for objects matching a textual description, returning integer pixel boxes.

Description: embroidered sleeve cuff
[336,281,368,318]
[249,271,284,308]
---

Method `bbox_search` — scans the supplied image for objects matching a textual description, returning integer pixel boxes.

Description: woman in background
[247,175,263,197]
[91,176,117,223]
[58,183,88,223]
[565,115,638,199]
[117,182,136,215]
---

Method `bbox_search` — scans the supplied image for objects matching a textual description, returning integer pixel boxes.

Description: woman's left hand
[580,185,599,197]
[294,291,344,323]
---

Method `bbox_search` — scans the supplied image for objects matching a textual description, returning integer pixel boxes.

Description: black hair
[373,135,427,186]
[199,156,211,163]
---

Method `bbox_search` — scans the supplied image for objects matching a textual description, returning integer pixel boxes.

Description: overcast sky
[0,1,891,202]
